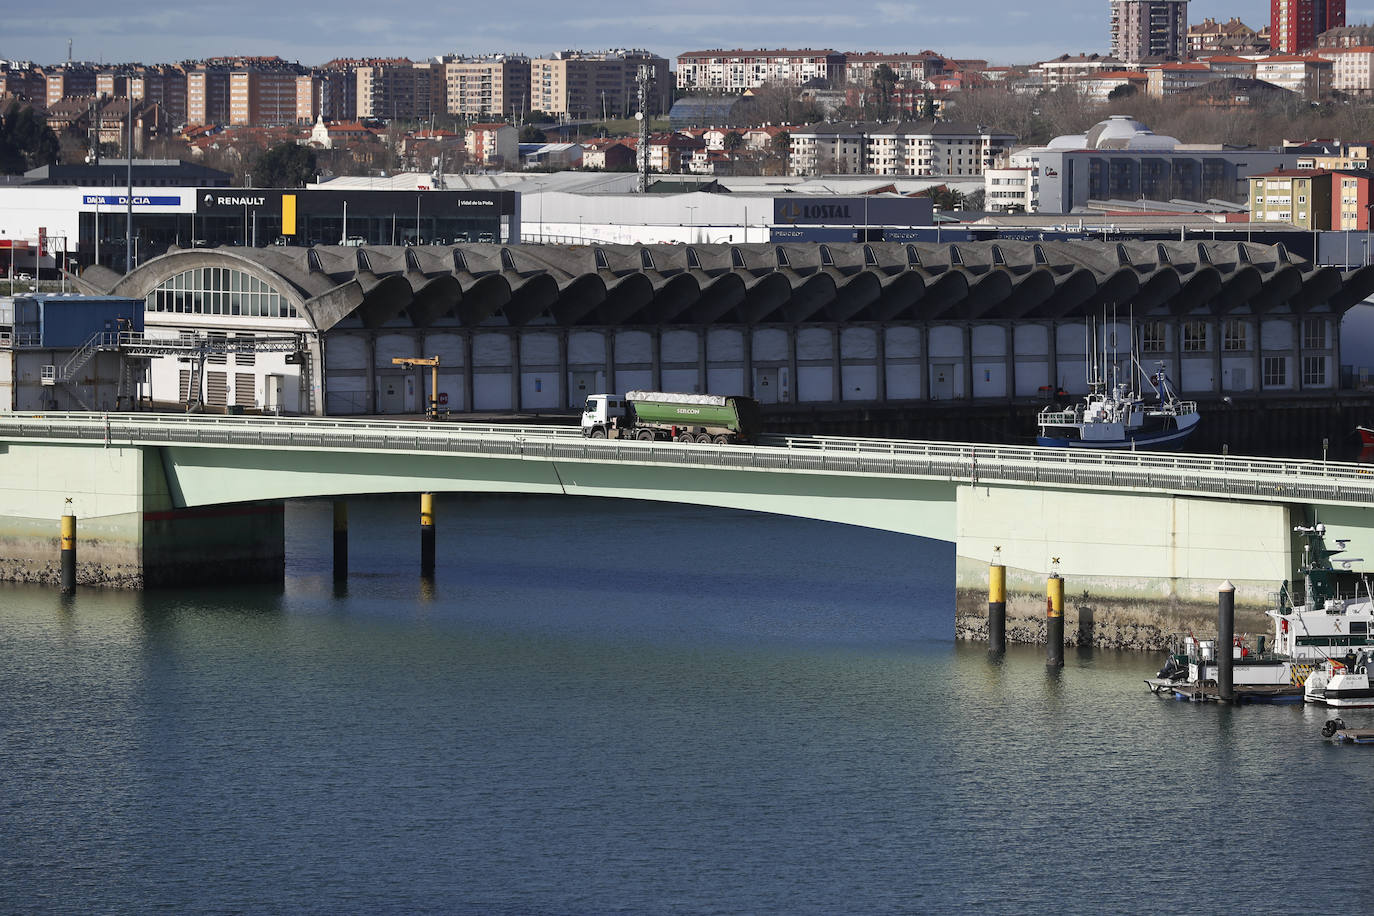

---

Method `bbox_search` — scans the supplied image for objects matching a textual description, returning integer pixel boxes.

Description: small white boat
[1305,653,1374,707]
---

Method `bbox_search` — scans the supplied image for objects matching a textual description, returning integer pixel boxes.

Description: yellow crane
[391,356,443,419]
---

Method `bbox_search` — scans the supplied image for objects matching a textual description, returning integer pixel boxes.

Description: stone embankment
[954,588,1272,653]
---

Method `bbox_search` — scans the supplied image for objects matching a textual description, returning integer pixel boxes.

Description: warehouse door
[754,368,780,404]
[378,376,405,413]
[932,364,955,400]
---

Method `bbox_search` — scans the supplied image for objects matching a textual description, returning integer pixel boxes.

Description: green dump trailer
[580,391,763,444]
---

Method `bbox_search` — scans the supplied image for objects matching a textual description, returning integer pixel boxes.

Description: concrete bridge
[3,412,1372,646]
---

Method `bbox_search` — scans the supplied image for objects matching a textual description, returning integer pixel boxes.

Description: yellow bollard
[1046,560,1064,669]
[420,493,435,577]
[988,547,1006,654]
[60,511,76,594]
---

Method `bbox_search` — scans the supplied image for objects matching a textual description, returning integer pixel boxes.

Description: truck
[581,390,762,444]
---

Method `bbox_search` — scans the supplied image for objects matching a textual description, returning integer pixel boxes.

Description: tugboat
[1147,525,1374,701]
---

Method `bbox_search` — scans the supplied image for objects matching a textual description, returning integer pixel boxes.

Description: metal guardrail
[1,412,1372,506]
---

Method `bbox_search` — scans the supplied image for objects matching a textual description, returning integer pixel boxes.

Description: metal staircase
[50,330,308,412]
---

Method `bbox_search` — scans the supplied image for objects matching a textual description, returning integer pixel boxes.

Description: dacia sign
[772,196,933,227]
[83,195,181,207]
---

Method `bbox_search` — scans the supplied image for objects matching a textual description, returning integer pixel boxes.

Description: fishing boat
[1036,316,1199,449]
[1037,365,1199,449]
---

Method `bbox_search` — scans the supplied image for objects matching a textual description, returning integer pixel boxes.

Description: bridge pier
[0,442,283,588]
[953,484,1294,652]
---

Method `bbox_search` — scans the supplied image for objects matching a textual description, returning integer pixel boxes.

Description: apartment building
[1272,0,1344,53]
[1318,24,1374,48]
[95,72,128,99]
[442,55,530,118]
[788,121,1013,177]
[1248,168,1332,227]
[229,65,304,125]
[465,123,518,167]
[1109,0,1190,63]
[1080,70,1149,100]
[43,65,99,106]
[355,59,443,121]
[1253,53,1333,94]
[1187,16,1266,55]
[530,50,669,119]
[842,52,947,86]
[1032,54,1126,90]
[983,167,1037,212]
[676,49,845,92]
[186,65,230,125]
[1144,61,1224,95]
[1331,168,1373,229]
[132,65,188,128]
[1318,46,1374,94]
[1,62,46,103]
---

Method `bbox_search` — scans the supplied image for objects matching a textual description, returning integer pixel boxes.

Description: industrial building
[24,239,1370,420]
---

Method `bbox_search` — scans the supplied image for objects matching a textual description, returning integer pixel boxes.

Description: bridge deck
[1,412,1371,507]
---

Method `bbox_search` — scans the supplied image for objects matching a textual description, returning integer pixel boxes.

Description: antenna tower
[635,65,652,193]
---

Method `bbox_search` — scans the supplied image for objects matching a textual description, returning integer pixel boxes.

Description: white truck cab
[581,394,626,437]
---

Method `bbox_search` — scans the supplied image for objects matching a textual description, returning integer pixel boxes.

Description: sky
[8,1,1362,70]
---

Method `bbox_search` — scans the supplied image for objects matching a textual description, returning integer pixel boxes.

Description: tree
[869,64,898,121]
[915,184,964,210]
[1107,83,1138,101]
[520,125,547,143]
[0,102,61,174]
[723,131,745,157]
[253,142,318,188]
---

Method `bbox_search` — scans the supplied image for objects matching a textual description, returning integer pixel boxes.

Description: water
[2,495,1371,914]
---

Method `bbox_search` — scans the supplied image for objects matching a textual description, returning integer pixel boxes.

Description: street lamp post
[686,205,698,243]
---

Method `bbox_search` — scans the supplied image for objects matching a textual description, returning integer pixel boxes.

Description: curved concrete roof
[96,240,1374,331]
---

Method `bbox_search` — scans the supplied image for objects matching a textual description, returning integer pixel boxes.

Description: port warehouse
[7,238,1369,423]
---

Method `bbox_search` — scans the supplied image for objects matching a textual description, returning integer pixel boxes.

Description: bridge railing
[2,412,1373,506]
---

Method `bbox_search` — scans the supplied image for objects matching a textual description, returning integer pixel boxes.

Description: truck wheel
[676,431,693,443]
[589,427,606,439]
[637,429,655,441]
[695,432,714,444]
[713,434,730,445]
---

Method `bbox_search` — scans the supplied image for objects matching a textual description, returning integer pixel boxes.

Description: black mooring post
[1218,580,1235,703]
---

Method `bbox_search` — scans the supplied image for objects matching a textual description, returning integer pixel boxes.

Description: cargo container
[581,390,762,444]
[11,295,144,349]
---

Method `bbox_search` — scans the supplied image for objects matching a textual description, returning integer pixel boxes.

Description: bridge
[2,412,1371,643]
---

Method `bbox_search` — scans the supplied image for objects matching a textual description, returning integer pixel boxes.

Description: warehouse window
[1141,321,1167,353]
[1263,356,1288,387]
[1303,356,1327,386]
[144,268,298,319]
[1303,317,1327,349]
[1182,321,1208,352]
[1222,320,1247,351]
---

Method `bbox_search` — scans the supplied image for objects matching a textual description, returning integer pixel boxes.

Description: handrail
[0,412,1371,506]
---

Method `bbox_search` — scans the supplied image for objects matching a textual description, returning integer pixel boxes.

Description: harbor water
[3,495,1371,914]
